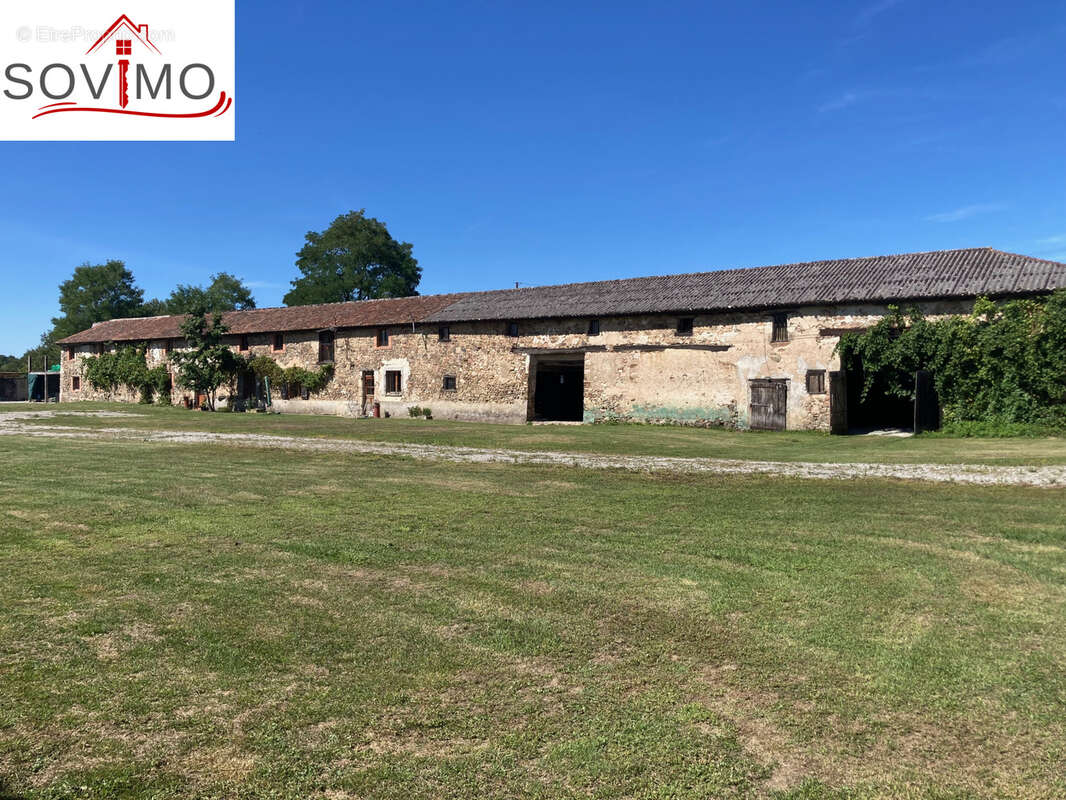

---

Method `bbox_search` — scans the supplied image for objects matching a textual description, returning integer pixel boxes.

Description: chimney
[139,24,149,39]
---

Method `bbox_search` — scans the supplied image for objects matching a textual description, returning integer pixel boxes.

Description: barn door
[913,371,940,433]
[829,370,848,435]
[750,379,787,431]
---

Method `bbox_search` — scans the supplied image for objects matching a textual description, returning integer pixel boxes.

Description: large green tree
[169,308,245,411]
[159,272,257,315]
[284,210,420,306]
[50,261,145,342]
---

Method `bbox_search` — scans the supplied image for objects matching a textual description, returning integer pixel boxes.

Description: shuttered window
[318,331,335,362]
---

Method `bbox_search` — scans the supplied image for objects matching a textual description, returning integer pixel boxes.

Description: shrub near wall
[82,345,171,404]
[839,291,1066,429]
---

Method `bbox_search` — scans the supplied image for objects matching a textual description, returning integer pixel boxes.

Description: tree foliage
[284,210,420,306]
[157,272,257,315]
[168,309,245,410]
[838,291,1066,428]
[82,345,171,404]
[51,261,145,342]
[246,355,333,396]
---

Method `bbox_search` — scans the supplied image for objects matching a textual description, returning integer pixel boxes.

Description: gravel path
[3,411,1065,488]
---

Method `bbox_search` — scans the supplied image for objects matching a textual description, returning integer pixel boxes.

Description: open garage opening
[529,355,585,422]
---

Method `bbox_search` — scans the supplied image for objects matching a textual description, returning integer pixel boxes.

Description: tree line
[1,210,420,372]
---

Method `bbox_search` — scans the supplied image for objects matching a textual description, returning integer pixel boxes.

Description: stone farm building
[57,248,1066,431]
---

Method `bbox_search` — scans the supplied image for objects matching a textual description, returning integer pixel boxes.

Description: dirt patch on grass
[5,413,1066,487]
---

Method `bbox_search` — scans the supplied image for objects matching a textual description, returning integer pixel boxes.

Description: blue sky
[1,0,1064,354]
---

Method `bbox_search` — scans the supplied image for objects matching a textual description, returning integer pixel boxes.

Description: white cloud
[854,0,904,28]
[924,203,1005,223]
[818,91,861,112]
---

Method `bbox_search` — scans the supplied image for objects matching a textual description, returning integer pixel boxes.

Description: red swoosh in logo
[33,92,233,120]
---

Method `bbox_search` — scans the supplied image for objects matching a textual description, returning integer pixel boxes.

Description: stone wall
[59,298,975,430]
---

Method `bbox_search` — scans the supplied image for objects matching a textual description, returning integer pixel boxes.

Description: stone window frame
[806,370,827,395]
[676,317,694,336]
[72,376,80,391]
[164,339,174,355]
[438,325,451,342]
[588,319,601,336]
[238,334,249,352]
[507,322,519,338]
[376,327,390,348]
[67,347,74,361]
[442,374,457,391]
[272,333,284,352]
[385,370,402,395]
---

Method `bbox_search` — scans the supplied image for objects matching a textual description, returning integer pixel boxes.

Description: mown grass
[9,401,1066,465]
[1,432,1065,799]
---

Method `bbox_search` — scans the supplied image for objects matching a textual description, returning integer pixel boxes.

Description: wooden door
[829,370,848,434]
[750,379,787,431]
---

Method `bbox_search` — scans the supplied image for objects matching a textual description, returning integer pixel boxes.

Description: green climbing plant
[837,291,1066,429]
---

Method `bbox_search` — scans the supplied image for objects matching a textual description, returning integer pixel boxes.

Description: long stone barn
[57,247,1066,431]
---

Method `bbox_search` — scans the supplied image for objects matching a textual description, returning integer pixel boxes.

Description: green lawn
[1,428,1065,799]
[8,401,1066,465]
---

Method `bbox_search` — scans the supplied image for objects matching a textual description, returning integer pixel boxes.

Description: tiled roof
[424,248,1066,322]
[57,248,1066,344]
[57,293,469,345]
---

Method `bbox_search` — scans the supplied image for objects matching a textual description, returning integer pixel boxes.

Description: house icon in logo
[87,15,161,57]
[86,15,161,108]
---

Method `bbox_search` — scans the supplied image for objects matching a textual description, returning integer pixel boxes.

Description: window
[676,317,694,335]
[97,343,106,355]
[442,374,457,391]
[72,376,80,391]
[164,339,173,355]
[238,334,249,352]
[116,39,131,56]
[771,313,788,343]
[806,370,827,395]
[273,333,284,352]
[438,326,450,342]
[66,347,74,361]
[588,319,601,336]
[318,330,335,362]
[507,322,519,337]
[385,370,402,394]
[376,327,390,347]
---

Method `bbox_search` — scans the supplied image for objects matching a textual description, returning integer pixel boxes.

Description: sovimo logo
[2,2,234,141]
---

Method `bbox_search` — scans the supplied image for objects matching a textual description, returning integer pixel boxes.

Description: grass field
[7,401,1066,466]
[1,409,1065,798]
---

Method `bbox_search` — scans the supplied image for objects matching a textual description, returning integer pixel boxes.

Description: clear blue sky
[2,0,1064,354]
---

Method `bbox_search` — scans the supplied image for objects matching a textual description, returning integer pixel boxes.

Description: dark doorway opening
[531,357,585,421]
[845,362,911,430]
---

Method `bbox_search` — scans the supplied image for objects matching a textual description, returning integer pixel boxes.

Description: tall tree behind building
[284,210,421,306]
[152,272,257,315]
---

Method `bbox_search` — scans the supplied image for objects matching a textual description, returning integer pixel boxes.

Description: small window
[676,317,694,335]
[385,370,402,394]
[588,319,601,336]
[72,376,80,391]
[67,347,74,361]
[116,39,131,56]
[376,327,390,347]
[318,330,335,362]
[97,343,106,355]
[442,374,457,391]
[507,322,519,337]
[238,334,249,352]
[164,339,173,355]
[273,333,284,352]
[806,370,827,395]
[438,326,450,342]
[771,313,788,343]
